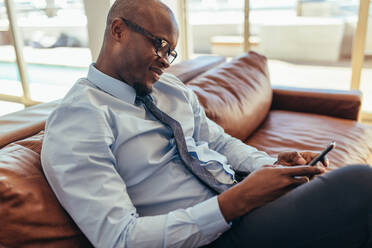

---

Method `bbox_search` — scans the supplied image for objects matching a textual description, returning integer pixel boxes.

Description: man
[41,0,372,247]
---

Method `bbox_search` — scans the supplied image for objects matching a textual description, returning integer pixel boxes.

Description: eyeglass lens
[156,41,176,63]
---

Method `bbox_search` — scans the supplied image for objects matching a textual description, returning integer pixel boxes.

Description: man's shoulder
[156,73,192,97]
[49,78,106,119]
[60,78,103,105]
[154,73,200,107]
[158,73,187,90]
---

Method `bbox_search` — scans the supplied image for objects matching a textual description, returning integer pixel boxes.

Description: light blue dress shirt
[41,64,277,248]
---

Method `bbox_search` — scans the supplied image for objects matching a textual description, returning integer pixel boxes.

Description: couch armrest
[0,100,60,148]
[271,86,362,120]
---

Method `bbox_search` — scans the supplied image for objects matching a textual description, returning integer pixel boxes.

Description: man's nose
[159,55,171,68]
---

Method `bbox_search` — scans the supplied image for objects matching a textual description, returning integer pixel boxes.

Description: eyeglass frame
[120,17,177,64]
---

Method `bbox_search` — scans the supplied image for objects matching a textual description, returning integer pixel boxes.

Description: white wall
[83,0,114,61]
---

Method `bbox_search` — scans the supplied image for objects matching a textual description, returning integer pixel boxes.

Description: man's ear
[110,18,128,42]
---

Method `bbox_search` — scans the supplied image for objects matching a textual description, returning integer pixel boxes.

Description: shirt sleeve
[41,103,230,248]
[187,89,277,172]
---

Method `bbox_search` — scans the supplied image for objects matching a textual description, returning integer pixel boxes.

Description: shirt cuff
[188,196,231,241]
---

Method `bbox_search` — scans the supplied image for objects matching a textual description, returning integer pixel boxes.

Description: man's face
[116,9,179,96]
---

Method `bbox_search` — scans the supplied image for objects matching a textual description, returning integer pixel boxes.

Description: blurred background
[0,0,371,122]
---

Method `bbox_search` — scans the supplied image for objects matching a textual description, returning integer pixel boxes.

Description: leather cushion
[0,132,92,248]
[246,110,372,168]
[0,100,60,149]
[186,51,272,141]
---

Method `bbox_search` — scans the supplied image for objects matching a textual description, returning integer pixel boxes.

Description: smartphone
[308,141,336,166]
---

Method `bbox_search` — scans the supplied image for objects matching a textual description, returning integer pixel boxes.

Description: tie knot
[136,95,152,105]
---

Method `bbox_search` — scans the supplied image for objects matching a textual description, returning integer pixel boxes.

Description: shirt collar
[87,63,137,104]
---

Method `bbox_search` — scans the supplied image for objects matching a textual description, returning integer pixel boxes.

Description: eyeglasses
[120,17,177,64]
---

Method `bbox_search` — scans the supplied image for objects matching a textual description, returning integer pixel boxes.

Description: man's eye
[160,40,169,49]
[157,42,169,52]
[154,40,162,48]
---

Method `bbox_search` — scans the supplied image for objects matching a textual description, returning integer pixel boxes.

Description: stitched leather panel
[246,110,372,168]
[187,52,272,141]
[0,132,92,248]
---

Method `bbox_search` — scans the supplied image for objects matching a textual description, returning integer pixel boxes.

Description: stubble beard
[133,80,152,97]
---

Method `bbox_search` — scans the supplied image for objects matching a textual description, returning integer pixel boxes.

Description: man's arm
[183,86,325,222]
[217,165,325,222]
[41,103,230,248]
[188,88,276,172]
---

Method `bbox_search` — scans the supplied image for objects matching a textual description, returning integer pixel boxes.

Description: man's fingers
[300,152,314,162]
[291,176,310,185]
[306,152,329,167]
[291,152,307,165]
[277,151,307,166]
[280,165,325,176]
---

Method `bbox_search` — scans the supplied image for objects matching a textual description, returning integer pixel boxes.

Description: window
[188,0,245,56]
[0,0,90,113]
[185,0,371,122]
[0,0,24,114]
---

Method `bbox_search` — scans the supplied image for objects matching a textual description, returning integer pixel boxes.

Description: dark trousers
[206,165,372,248]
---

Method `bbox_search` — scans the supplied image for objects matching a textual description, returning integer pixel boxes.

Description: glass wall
[188,0,245,57]
[0,0,24,114]
[250,0,361,90]
[7,0,89,103]
[0,0,370,119]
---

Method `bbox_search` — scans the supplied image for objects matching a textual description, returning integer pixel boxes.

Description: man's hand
[275,151,329,167]
[218,165,325,222]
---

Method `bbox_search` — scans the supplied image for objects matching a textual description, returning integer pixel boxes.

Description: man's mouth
[150,67,163,81]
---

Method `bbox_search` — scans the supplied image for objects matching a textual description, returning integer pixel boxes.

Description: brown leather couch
[1,52,371,248]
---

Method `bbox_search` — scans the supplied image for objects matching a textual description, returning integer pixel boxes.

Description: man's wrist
[217,185,251,222]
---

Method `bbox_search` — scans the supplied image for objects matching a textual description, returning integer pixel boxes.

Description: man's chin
[133,82,152,97]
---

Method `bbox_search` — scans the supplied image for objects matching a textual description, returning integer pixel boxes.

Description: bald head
[105,0,177,38]
[96,0,179,96]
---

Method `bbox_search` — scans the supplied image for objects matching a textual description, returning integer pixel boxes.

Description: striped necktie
[137,95,236,194]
